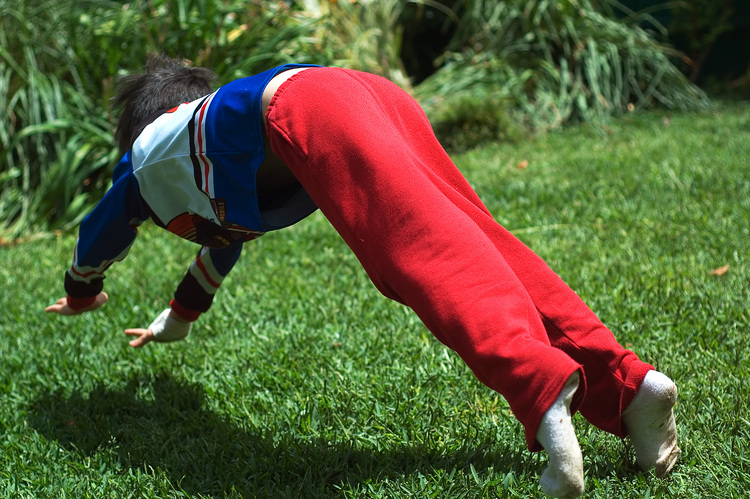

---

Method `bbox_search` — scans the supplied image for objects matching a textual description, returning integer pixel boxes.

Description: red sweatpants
[265,67,653,450]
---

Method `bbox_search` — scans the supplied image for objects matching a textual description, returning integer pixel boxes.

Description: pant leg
[265,67,649,447]
[317,69,653,438]
[390,123,654,438]
[477,215,653,437]
[266,67,584,450]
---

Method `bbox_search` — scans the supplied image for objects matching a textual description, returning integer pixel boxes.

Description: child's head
[112,54,216,155]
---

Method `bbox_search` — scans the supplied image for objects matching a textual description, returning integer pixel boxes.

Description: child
[46,56,679,497]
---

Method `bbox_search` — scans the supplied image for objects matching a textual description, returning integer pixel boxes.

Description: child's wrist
[66,295,97,310]
[150,308,191,342]
[169,299,202,322]
[168,310,190,323]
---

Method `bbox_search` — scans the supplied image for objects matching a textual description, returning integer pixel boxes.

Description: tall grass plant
[291,0,457,90]
[0,0,113,238]
[416,0,711,131]
[0,0,314,239]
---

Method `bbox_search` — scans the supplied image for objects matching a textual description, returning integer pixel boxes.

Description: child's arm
[48,152,245,345]
[56,157,150,311]
[124,242,244,347]
[169,243,244,321]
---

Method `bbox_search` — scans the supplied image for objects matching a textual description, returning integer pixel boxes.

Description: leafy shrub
[427,92,523,153]
[290,0,428,89]
[0,0,114,238]
[415,0,711,132]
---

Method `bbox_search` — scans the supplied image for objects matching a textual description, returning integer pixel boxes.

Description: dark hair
[112,54,217,155]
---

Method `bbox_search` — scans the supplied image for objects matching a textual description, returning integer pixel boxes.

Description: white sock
[150,308,191,342]
[535,371,584,498]
[622,370,680,477]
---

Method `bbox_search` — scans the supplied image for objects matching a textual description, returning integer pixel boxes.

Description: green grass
[1,103,749,497]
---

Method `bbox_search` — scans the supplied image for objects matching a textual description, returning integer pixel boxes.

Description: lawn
[1,103,748,498]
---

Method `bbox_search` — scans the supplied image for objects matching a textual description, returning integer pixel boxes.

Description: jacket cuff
[67,295,97,310]
[169,299,201,322]
[65,271,104,298]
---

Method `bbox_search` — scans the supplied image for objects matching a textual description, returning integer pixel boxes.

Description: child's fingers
[125,328,154,348]
[44,298,68,313]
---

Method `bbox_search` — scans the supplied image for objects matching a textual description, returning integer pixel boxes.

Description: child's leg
[403,128,681,474]
[265,67,581,450]
[406,131,680,470]
[333,96,654,437]
[466,221,654,438]
[458,157,681,475]
[265,68,677,480]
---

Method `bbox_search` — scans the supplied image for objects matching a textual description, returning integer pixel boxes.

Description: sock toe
[623,370,680,475]
[541,463,584,498]
[654,444,681,478]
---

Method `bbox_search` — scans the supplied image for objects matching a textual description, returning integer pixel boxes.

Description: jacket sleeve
[170,242,244,321]
[65,156,150,309]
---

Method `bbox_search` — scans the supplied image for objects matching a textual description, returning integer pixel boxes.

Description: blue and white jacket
[65,64,318,319]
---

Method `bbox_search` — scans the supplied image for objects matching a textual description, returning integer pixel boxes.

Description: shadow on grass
[28,373,527,497]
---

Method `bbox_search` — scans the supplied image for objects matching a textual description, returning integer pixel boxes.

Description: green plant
[0,0,110,238]
[292,0,458,90]
[0,0,314,238]
[427,91,523,152]
[293,0,407,89]
[76,0,316,83]
[415,0,711,132]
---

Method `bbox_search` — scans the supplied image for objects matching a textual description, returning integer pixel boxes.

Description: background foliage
[0,0,724,238]
[1,0,314,238]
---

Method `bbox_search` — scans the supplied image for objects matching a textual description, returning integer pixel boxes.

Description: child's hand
[45,292,108,315]
[125,328,156,348]
[125,309,191,348]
